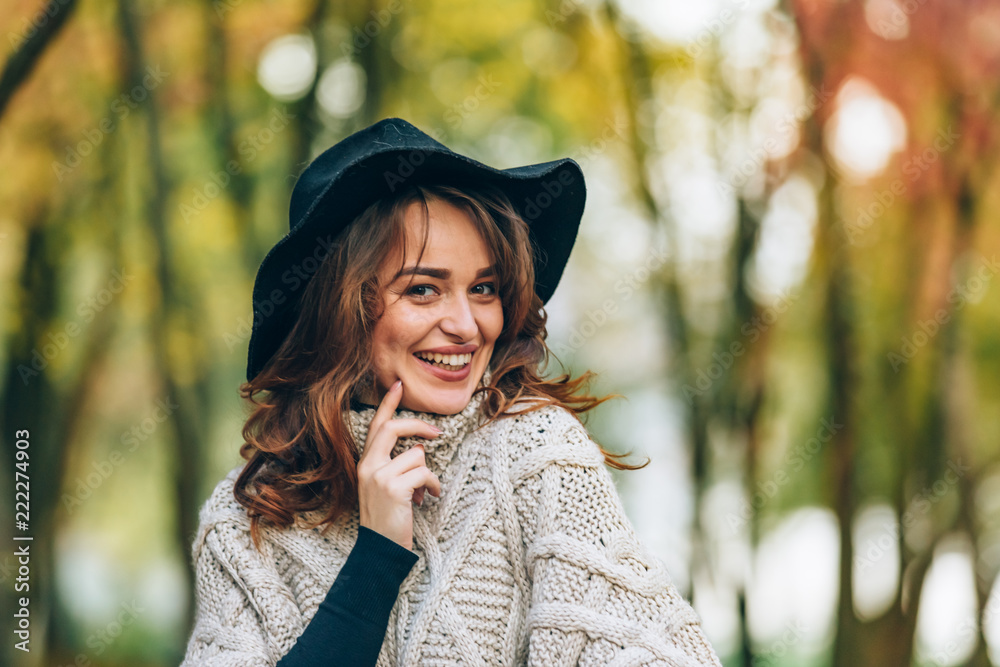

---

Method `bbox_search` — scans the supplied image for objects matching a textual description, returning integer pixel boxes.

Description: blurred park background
[2,0,1000,665]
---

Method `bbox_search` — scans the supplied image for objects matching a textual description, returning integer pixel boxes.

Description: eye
[407,284,438,299]
[472,282,497,296]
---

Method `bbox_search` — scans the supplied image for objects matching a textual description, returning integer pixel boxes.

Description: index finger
[363,379,403,459]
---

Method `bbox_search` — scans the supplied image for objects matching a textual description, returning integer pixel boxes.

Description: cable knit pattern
[181,389,722,666]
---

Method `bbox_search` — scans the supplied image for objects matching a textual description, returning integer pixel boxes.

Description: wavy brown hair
[235,181,648,549]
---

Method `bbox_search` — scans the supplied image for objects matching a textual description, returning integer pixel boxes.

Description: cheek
[482,304,504,344]
[372,306,434,360]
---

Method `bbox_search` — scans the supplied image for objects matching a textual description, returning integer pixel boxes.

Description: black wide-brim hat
[246,117,586,382]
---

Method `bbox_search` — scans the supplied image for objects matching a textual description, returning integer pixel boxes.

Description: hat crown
[289,118,448,233]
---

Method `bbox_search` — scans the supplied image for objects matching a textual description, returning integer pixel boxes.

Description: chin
[398,367,486,415]
[401,387,473,415]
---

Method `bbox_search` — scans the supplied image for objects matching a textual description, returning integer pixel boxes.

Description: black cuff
[276,527,419,666]
[321,526,419,625]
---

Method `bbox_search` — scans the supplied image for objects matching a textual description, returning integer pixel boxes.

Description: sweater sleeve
[510,409,722,667]
[181,518,417,666]
[180,519,290,667]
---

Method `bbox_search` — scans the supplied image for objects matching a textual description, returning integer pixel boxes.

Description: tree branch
[0,0,79,122]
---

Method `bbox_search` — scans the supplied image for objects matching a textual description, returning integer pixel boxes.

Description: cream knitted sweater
[181,390,722,666]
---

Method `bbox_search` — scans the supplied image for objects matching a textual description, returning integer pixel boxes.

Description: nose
[439,293,478,341]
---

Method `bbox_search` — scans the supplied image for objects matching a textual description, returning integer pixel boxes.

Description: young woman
[181,118,722,666]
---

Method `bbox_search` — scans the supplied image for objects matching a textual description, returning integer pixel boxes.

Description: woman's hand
[356,379,443,551]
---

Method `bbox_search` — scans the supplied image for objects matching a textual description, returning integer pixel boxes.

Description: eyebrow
[393,265,497,281]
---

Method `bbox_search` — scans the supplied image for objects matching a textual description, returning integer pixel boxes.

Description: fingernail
[431,426,443,433]
[392,380,402,390]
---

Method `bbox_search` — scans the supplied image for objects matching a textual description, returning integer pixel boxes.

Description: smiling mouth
[413,351,472,371]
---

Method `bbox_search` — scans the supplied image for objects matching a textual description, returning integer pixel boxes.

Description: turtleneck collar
[345,369,492,476]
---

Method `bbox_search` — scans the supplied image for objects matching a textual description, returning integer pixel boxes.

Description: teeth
[415,351,472,367]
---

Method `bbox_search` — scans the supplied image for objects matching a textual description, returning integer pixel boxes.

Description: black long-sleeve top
[275,525,418,666]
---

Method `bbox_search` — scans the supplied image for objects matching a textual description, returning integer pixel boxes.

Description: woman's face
[366,196,504,415]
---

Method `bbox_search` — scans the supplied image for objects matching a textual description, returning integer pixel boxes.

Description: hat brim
[246,119,585,382]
